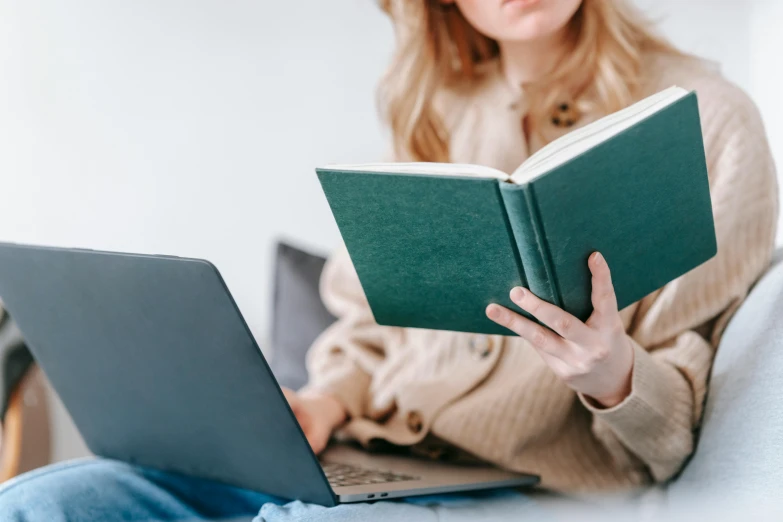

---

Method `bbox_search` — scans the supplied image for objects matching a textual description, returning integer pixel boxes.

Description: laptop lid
[0,242,337,506]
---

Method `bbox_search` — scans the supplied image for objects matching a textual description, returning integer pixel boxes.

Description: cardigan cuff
[578,337,693,457]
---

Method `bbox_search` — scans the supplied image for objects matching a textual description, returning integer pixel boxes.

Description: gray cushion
[0,311,33,418]
[268,241,335,390]
[667,248,783,503]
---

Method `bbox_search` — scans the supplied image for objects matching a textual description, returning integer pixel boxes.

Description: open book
[317,87,717,334]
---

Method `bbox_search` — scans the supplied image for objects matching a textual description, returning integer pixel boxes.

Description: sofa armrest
[667,249,783,504]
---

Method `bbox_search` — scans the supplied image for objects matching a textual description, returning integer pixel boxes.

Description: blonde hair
[378,0,684,162]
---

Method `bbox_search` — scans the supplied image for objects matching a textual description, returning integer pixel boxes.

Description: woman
[1,0,777,520]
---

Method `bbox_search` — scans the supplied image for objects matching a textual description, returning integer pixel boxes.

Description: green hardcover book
[316,87,717,335]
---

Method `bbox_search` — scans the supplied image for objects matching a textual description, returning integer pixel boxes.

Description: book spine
[494,183,528,291]
[499,183,561,307]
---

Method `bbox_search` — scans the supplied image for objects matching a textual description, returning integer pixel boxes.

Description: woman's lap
[0,458,281,522]
[0,458,589,522]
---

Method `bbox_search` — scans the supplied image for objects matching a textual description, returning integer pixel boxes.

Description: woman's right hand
[281,387,347,454]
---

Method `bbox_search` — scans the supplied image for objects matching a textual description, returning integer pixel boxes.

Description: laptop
[0,242,539,506]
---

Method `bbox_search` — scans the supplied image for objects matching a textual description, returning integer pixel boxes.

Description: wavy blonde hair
[378,0,684,162]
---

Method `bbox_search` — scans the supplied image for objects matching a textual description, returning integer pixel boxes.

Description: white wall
[0,0,393,340]
[0,0,394,462]
[0,1,779,462]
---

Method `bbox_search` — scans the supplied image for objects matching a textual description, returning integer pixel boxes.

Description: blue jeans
[0,458,282,521]
[0,458,573,522]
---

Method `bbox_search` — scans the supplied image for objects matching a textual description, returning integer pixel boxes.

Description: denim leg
[255,489,566,522]
[0,458,283,522]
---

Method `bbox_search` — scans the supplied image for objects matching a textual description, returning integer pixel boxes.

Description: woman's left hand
[486,252,634,408]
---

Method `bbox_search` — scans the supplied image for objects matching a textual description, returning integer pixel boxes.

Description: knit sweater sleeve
[299,246,387,420]
[578,82,779,482]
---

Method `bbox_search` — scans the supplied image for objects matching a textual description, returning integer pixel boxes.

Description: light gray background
[0,0,780,462]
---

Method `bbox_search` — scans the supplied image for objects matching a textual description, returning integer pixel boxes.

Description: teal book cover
[316,91,717,334]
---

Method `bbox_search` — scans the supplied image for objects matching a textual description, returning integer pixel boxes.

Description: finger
[305,431,320,453]
[589,252,618,319]
[486,304,570,363]
[307,431,326,454]
[281,388,301,413]
[509,287,594,345]
[281,387,295,402]
[306,424,331,455]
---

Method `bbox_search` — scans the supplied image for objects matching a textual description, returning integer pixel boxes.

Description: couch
[269,241,783,516]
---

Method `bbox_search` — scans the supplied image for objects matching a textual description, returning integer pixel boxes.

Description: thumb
[588,252,618,323]
[282,388,309,428]
[306,422,331,454]
[281,387,298,408]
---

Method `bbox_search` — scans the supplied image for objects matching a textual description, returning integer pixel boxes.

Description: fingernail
[592,252,603,265]
[510,287,526,301]
[486,304,501,320]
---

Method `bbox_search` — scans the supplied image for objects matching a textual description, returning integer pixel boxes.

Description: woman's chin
[493,17,567,44]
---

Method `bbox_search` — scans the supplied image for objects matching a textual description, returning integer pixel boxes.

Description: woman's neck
[499,28,569,88]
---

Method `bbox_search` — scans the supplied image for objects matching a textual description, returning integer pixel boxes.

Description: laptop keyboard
[322,463,419,488]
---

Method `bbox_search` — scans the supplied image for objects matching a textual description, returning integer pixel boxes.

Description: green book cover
[316,88,717,334]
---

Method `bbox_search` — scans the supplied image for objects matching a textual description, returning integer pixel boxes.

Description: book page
[323,162,510,181]
[510,86,689,184]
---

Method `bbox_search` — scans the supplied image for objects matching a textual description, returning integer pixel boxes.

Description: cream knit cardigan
[302,52,779,492]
